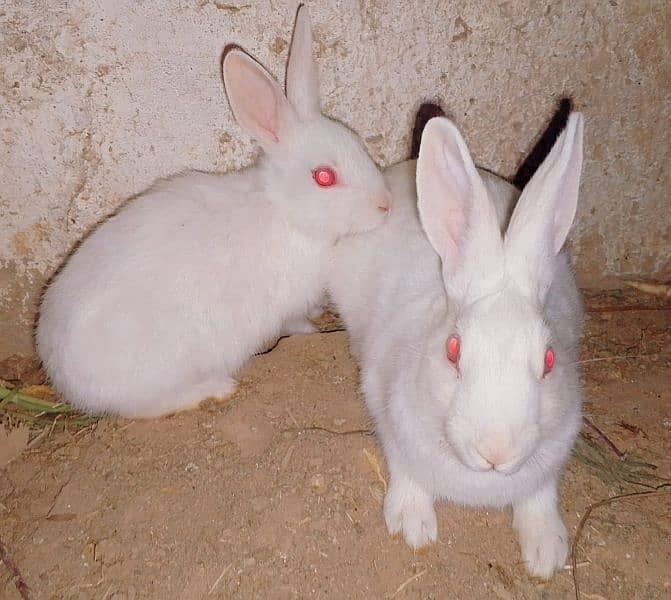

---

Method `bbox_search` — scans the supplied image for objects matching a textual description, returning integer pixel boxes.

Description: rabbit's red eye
[543,347,555,376]
[313,166,337,187]
[446,334,460,367]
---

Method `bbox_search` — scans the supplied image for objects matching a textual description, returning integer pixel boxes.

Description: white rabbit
[36,6,392,418]
[329,113,584,578]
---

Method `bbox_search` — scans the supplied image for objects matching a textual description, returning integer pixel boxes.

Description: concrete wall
[1,0,669,357]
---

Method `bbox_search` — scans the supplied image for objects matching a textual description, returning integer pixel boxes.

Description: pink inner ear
[417,125,473,272]
[226,53,282,143]
[242,71,280,141]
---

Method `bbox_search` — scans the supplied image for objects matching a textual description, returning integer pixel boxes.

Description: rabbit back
[37,172,325,416]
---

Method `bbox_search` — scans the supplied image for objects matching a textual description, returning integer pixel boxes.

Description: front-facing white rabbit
[329,113,584,578]
[36,6,391,418]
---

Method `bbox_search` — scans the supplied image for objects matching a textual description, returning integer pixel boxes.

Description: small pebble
[310,473,326,491]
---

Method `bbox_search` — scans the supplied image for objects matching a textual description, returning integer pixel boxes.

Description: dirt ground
[1,289,670,600]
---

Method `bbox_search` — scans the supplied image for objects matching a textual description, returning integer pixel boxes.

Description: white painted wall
[1,0,669,355]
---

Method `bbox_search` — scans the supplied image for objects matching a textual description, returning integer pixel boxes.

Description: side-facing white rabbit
[329,112,584,578]
[36,6,392,418]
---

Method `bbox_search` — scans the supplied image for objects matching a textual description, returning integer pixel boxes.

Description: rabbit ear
[505,113,584,292]
[417,117,503,291]
[223,48,298,149]
[285,4,321,119]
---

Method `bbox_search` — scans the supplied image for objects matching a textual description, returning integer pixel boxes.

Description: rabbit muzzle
[447,417,541,476]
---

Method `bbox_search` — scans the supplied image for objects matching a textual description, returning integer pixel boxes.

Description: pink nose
[474,434,514,469]
[376,191,392,213]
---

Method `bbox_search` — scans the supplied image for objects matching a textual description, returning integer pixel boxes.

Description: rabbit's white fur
[329,114,585,578]
[36,6,391,418]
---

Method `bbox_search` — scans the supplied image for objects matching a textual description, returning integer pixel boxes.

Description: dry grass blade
[0,385,97,431]
[208,563,232,595]
[582,416,625,460]
[389,568,427,598]
[0,535,32,599]
[586,306,671,313]
[623,280,671,300]
[572,432,667,489]
[363,448,388,491]
[571,484,671,600]
[282,424,372,436]
[1,386,64,412]
[577,353,670,364]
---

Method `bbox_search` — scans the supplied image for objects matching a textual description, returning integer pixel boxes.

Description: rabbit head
[222,5,391,242]
[416,114,584,475]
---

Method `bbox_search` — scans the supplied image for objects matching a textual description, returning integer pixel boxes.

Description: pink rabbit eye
[313,166,337,187]
[446,334,460,367]
[543,347,555,376]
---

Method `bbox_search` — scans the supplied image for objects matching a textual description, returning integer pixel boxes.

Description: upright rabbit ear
[417,117,503,294]
[223,48,297,149]
[505,113,584,294]
[285,4,321,119]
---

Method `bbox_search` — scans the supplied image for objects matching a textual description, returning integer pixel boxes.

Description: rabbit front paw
[384,475,437,549]
[513,484,569,579]
[517,514,568,579]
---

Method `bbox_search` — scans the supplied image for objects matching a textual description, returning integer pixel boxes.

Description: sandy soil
[1,289,670,600]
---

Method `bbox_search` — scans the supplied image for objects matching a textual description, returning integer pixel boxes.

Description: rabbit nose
[474,433,514,470]
[376,191,392,213]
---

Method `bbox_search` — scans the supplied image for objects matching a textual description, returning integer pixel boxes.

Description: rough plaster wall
[1,0,669,357]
